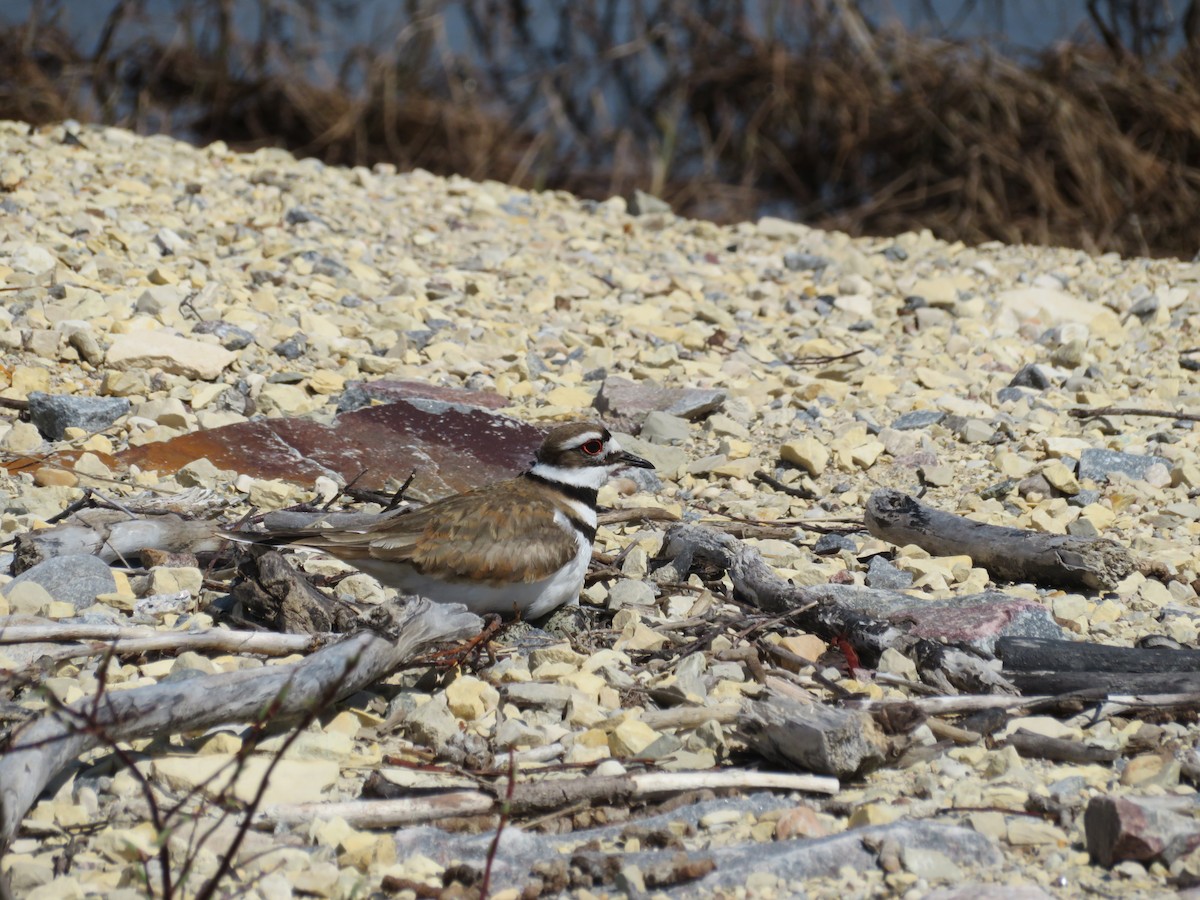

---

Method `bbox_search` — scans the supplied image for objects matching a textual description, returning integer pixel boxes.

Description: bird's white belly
[351,537,592,619]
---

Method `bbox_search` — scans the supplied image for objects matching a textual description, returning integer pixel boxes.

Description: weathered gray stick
[257,770,839,829]
[662,523,1015,694]
[864,488,1134,590]
[0,599,480,848]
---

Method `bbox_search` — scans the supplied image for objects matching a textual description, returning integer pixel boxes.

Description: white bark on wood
[840,695,1044,714]
[0,599,481,848]
[0,622,322,657]
[865,488,1135,590]
[14,509,224,570]
[257,770,839,829]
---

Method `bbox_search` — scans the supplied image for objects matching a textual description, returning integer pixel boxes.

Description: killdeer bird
[226,422,653,618]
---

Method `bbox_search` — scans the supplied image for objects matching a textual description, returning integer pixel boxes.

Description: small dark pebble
[1068,489,1101,508]
[902,295,927,311]
[995,386,1032,404]
[192,320,254,351]
[266,372,306,385]
[1018,474,1054,497]
[883,245,909,262]
[1008,363,1052,390]
[284,206,322,226]
[892,410,945,431]
[1148,431,1180,444]
[272,334,307,359]
[782,252,831,272]
[340,294,364,308]
[1181,356,1200,372]
[979,479,1017,501]
[404,329,435,350]
[814,533,856,555]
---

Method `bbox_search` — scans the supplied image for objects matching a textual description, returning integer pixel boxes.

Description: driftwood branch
[13,509,224,572]
[864,488,1134,590]
[662,523,1015,694]
[999,637,1200,696]
[257,770,839,829]
[0,621,325,665]
[233,551,360,634]
[0,599,481,848]
[999,637,1200,673]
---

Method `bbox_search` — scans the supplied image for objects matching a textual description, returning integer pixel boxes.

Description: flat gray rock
[27,392,130,440]
[892,410,945,430]
[865,556,914,589]
[640,410,691,444]
[4,554,117,609]
[1078,448,1166,483]
[593,376,724,422]
[390,794,1000,896]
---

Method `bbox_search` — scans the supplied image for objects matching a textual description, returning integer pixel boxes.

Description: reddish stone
[1085,795,1200,867]
[775,805,829,841]
[118,400,543,499]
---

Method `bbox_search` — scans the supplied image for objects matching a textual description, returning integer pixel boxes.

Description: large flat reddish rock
[120,399,543,499]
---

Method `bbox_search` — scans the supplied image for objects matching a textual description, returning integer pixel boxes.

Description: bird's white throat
[528,461,610,490]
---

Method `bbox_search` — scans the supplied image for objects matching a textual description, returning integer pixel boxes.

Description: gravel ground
[2,120,1200,898]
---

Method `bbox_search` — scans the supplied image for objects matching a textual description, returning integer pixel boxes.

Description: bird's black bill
[616,450,655,469]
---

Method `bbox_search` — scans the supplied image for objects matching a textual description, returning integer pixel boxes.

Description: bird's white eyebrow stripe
[561,431,608,449]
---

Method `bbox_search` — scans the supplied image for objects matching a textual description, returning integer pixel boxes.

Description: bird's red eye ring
[580,439,605,455]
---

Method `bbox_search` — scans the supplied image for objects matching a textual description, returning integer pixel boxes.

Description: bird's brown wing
[284,481,581,584]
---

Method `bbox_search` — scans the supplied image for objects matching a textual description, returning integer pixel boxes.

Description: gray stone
[979,479,1017,501]
[892,410,945,431]
[401,695,459,751]
[945,415,995,443]
[1068,488,1102,507]
[192,320,255,351]
[782,252,831,272]
[135,284,185,316]
[639,733,684,759]
[900,845,963,880]
[503,683,574,710]
[390,796,1000,896]
[1008,363,1052,390]
[996,386,1034,404]
[630,189,671,216]
[608,579,656,608]
[813,534,856,555]
[639,410,691,445]
[1078,448,1166,484]
[865,556,914,590]
[27,392,130,440]
[593,376,724,422]
[611,433,688,475]
[4,555,117,610]
[925,887,1054,900]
